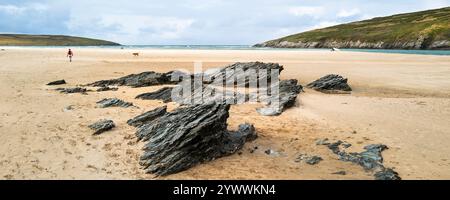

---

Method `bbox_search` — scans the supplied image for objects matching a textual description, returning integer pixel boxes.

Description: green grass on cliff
[265,7,450,46]
[0,34,120,46]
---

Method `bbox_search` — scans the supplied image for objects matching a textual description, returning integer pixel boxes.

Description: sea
[4,45,450,56]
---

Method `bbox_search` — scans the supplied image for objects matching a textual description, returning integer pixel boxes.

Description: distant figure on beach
[67,49,74,62]
[133,52,139,56]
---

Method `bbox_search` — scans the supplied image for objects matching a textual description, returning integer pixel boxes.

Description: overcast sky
[0,0,449,45]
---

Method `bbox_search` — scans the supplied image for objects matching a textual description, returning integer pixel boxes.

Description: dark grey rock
[136,87,173,103]
[88,119,115,135]
[56,87,88,94]
[86,71,179,88]
[324,141,400,180]
[47,80,66,85]
[374,168,401,180]
[136,103,257,176]
[127,106,167,127]
[96,98,134,108]
[306,74,352,93]
[96,86,118,92]
[257,79,303,116]
[305,156,323,165]
[206,62,284,86]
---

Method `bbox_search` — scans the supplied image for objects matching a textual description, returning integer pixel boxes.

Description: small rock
[265,149,276,155]
[96,98,134,108]
[47,80,66,85]
[96,86,119,92]
[306,74,352,93]
[88,120,115,135]
[305,156,323,165]
[56,87,88,94]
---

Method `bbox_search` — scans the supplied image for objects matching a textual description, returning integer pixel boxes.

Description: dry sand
[0,47,449,180]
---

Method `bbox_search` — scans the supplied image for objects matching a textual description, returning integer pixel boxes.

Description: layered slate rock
[206,62,284,86]
[136,103,257,176]
[257,79,303,116]
[47,80,66,85]
[86,71,179,88]
[96,86,118,92]
[136,87,173,103]
[96,98,134,108]
[56,87,88,94]
[306,74,352,93]
[88,119,115,135]
[127,106,167,127]
[324,141,401,180]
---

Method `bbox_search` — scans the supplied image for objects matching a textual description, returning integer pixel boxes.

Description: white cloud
[337,8,361,18]
[288,6,325,18]
[0,3,47,15]
[66,14,195,44]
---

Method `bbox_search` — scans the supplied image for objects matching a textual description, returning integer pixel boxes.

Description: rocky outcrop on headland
[254,7,450,50]
[254,39,450,50]
[135,103,257,176]
[306,74,352,94]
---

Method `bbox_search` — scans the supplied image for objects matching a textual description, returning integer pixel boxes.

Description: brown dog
[132,53,139,56]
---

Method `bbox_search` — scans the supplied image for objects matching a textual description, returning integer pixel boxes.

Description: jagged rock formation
[96,86,118,92]
[134,103,257,176]
[56,87,88,94]
[324,141,401,180]
[136,87,173,103]
[306,74,352,93]
[96,98,134,108]
[207,62,284,86]
[257,79,303,116]
[88,119,115,135]
[127,106,167,127]
[47,80,66,85]
[86,71,179,88]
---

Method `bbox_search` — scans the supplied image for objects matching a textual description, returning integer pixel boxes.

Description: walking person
[67,49,74,62]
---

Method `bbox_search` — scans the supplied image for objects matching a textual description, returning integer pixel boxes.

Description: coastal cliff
[255,7,450,50]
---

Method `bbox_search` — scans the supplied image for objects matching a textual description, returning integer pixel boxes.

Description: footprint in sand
[68,139,77,147]
[86,165,98,171]
[102,143,113,151]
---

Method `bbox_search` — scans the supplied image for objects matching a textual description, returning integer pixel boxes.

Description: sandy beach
[0,47,450,180]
